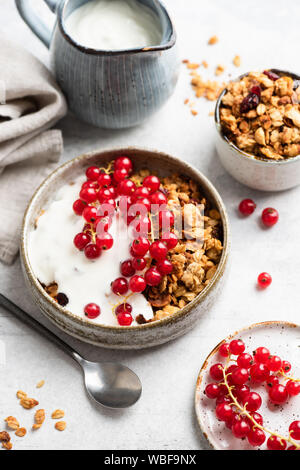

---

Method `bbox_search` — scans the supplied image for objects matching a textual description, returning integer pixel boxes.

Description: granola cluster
[220,71,300,160]
[133,172,223,322]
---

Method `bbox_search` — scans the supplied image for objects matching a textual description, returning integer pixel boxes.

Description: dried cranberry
[57,293,69,307]
[240,92,260,113]
[250,86,261,97]
[263,70,280,81]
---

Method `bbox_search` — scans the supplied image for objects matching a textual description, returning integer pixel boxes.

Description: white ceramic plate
[195,321,300,450]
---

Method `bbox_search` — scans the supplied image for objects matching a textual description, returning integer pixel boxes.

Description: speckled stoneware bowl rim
[215,68,300,166]
[21,147,229,333]
[194,320,300,450]
[58,0,177,56]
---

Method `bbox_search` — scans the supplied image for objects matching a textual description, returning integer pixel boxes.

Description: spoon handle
[0,293,83,364]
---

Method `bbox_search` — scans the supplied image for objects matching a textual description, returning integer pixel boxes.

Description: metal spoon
[0,293,142,408]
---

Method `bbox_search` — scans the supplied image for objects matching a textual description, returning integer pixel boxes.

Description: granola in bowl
[219,70,300,161]
[28,157,223,328]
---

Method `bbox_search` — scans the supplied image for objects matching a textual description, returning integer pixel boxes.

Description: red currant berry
[118,179,136,196]
[149,240,168,261]
[120,259,136,277]
[281,360,292,373]
[111,277,128,295]
[205,383,220,399]
[232,419,250,439]
[289,421,300,440]
[113,168,128,183]
[267,436,287,450]
[250,363,270,383]
[216,395,231,405]
[227,365,238,385]
[225,413,239,430]
[129,275,147,293]
[215,403,234,422]
[266,355,282,372]
[73,199,87,216]
[117,311,133,326]
[231,367,249,386]
[161,232,178,250]
[96,216,113,234]
[253,346,270,364]
[219,343,230,358]
[237,353,253,369]
[133,215,151,237]
[243,391,262,412]
[131,237,150,257]
[209,363,224,381]
[234,384,250,403]
[98,187,113,203]
[86,166,100,181]
[143,175,161,193]
[269,384,288,405]
[132,257,147,271]
[83,206,98,224]
[261,208,279,227]
[74,232,91,251]
[98,173,112,187]
[286,380,300,397]
[239,199,256,216]
[150,191,167,206]
[82,180,99,190]
[229,339,245,355]
[245,412,263,427]
[266,376,279,389]
[115,303,132,315]
[287,446,297,450]
[247,428,266,447]
[134,186,150,199]
[80,187,98,203]
[84,244,102,259]
[257,272,272,288]
[84,303,101,319]
[115,156,133,174]
[144,267,162,286]
[156,259,173,275]
[107,186,117,199]
[96,232,114,251]
[159,210,175,229]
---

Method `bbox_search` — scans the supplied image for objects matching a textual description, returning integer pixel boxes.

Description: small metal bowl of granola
[20,148,230,349]
[215,69,300,191]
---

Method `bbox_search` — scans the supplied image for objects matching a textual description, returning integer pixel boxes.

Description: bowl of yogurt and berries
[21,148,229,349]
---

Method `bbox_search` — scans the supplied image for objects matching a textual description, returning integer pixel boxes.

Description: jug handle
[15,0,59,49]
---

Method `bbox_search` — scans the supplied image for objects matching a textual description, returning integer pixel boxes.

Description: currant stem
[222,356,300,449]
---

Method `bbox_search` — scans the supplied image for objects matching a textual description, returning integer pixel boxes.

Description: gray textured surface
[0,0,300,450]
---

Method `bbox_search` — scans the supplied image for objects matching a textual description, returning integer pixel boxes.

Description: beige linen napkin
[0,38,67,265]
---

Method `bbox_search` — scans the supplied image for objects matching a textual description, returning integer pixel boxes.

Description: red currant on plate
[229,339,245,355]
[215,403,234,422]
[289,421,300,440]
[253,346,270,364]
[73,199,87,216]
[205,383,220,399]
[286,380,300,397]
[261,207,279,227]
[98,173,112,187]
[242,391,262,412]
[161,231,178,250]
[83,206,98,224]
[231,367,249,386]
[118,179,136,196]
[267,435,287,450]
[159,210,175,229]
[156,259,173,275]
[84,303,101,319]
[120,259,136,277]
[117,311,133,326]
[113,168,128,183]
[115,303,132,315]
[209,363,224,381]
[268,384,288,405]
[237,353,253,369]
[80,186,98,203]
[149,240,168,261]
[132,257,147,271]
[281,360,292,373]
[129,275,147,293]
[250,363,270,383]
[144,267,162,286]
[134,186,150,199]
[257,272,272,288]
[239,198,256,216]
[84,244,102,260]
[266,355,282,372]
[247,428,266,447]
[96,232,114,251]
[86,166,101,181]
[115,156,133,174]
[131,237,150,257]
[232,419,250,439]
[219,343,230,358]
[150,191,167,206]
[74,232,91,251]
[111,277,129,295]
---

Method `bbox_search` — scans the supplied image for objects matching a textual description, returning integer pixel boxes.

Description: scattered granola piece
[2,441,12,450]
[55,421,66,432]
[51,409,65,420]
[15,427,26,438]
[0,431,10,442]
[208,35,218,45]
[215,65,225,76]
[201,60,208,69]
[191,109,198,116]
[20,397,39,410]
[233,55,241,67]
[190,70,226,101]
[209,111,214,116]
[184,98,189,105]
[36,380,45,389]
[5,416,19,430]
[16,390,27,400]
[34,409,45,429]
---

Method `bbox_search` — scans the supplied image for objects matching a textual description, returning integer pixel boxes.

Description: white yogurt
[28,177,154,326]
[65,0,162,51]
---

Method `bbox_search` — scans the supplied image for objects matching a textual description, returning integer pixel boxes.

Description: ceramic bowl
[195,321,300,450]
[215,69,300,191]
[20,147,230,350]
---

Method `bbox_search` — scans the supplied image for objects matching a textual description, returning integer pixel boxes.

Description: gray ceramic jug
[15,0,179,129]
